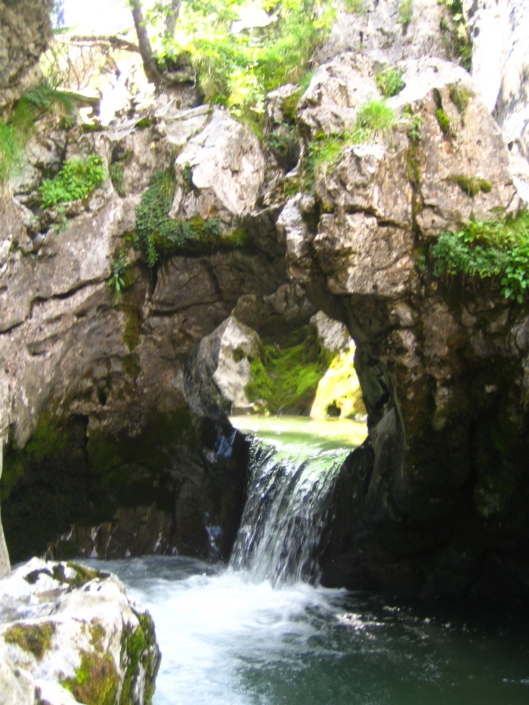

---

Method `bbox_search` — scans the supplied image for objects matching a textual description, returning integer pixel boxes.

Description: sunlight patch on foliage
[153,0,335,120]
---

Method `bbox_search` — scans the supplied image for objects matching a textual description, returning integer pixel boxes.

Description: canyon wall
[1,0,529,597]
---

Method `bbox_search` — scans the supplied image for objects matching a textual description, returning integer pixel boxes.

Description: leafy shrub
[376,68,405,98]
[14,81,75,130]
[134,169,242,266]
[108,249,128,298]
[0,80,77,185]
[40,155,105,208]
[430,213,529,302]
[439,0,471,70]
[157,0,335,121]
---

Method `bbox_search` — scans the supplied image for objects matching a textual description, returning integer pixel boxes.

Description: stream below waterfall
[87,417,529,705]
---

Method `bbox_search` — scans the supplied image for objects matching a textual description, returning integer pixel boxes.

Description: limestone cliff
[0,0,52,103]
[1,0,529,599]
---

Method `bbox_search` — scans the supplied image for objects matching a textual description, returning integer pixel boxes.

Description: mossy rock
[62,650,119,705]
[87,410,196,518]
[435,108,451,135]
[1,409,196,562]
[449,175,492,197]
[448,84,472,114]
[3,622,55,660]
[120,611,160,705]
[245,326,336,415]
[1,415,92,562]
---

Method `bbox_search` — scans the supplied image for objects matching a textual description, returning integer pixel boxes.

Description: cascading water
[84,417,529,705]
[230,438,344,584]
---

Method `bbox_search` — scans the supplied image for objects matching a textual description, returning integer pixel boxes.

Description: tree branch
[129,0,164,87]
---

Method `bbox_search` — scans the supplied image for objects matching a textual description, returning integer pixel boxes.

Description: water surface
[88,417,529,705]
[90,555,529,705]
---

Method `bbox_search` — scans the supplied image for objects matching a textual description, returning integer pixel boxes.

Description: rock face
[0,558,160,705]
[171,109,266,225]
[0,438,8,579]
[0,0,52,102]
[1,0,529,601]
[0,103,286,564]
[284,58,529,597]
[465,0,529,199]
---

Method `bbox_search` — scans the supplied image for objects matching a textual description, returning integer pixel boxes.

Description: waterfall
[230,437,344,585]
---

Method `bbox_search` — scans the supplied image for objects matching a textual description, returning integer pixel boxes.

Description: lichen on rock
[0,558,160,705]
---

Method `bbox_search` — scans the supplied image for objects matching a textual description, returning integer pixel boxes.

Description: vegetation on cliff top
[430,212,529,302]
[305,100,397,188]
[136,0,335,122]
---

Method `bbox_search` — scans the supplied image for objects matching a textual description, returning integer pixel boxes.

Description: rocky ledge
[0,558,160,705]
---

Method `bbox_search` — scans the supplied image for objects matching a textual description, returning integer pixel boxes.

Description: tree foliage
[132,0,334,118]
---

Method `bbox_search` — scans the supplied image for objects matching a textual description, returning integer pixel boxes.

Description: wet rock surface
[0,558,160,705]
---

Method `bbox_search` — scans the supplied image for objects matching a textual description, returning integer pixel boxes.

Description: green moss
[87,411,195,516]
[23,562,101,588]
[344,0,365,15]
[407,144,421,187]
[62,651,119,705]
[280,88,304,123]
[109,163,125,196]
[123,309,141,352]
[65,562,101,586]
[90,621,106,649]
[133,170,241,266]
[182,163,193,193]
[4,622,55,660]
[1,414,67,502]
[0,119,24,182]
[232,347,245,363]
[120,611,159,705]
[0,450,24,503]
[449,175,492,197]
[136,117,154,129]
[448,84,472,114]
[1,416,93,562]
[245,326,336,415]
[122,354,140,379]
[435,108,451,135]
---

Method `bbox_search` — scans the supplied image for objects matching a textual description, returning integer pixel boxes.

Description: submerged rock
[0,558,160,705]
